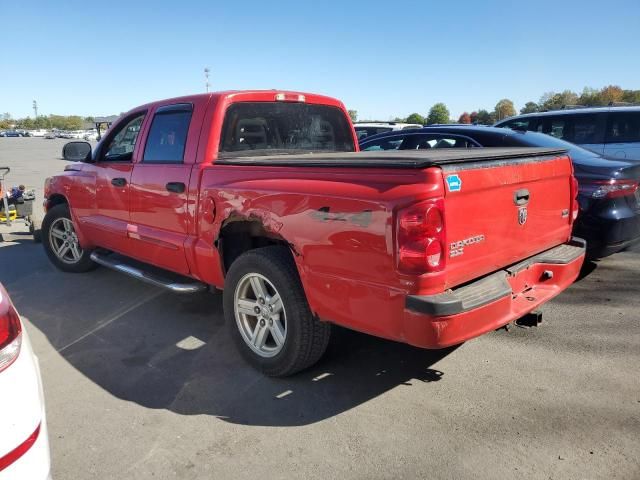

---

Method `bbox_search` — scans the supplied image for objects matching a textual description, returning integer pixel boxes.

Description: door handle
[111,177,127,187]
[514,188,530,206]
[166,182,186,194]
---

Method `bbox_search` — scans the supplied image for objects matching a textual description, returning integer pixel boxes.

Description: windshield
[219,102,355,157]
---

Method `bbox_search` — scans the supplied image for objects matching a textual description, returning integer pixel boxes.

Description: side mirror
[62,141,92,162]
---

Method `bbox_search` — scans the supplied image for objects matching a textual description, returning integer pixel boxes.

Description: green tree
[17,117,35,129]
[520,102,539,114]
[622,89,640,104]
[494,99,516,121]
[539,90,579,110]
[405,113,425,125]
[598,85,624,105]
[457,112,471,124]
[475,109,494,125]
[347,110,358,122]
[579,87,600,106]
[426,103,450,125]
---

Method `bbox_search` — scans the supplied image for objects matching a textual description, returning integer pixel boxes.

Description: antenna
[204,67,210,93]
[33,100,38,118]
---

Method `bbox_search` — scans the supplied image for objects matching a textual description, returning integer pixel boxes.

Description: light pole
[204,68,210,93]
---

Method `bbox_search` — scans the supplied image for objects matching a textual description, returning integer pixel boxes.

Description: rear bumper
[575,200,640,256]
[402,238,585,349]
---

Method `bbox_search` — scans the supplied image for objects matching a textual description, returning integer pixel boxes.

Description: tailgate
[442,153,573,289]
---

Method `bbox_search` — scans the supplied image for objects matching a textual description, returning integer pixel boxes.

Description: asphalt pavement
[0,137,638,479]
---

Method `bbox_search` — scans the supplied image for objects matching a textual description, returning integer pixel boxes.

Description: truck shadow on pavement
[0,237,455,427]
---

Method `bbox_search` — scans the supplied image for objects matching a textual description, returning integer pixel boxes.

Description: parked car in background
[44,131,56,140]
[83,129,99,141]
[28,129,48,138]
[0,131,21,138]
[494,106,640,161]
[0,283,51,479]
[360,126,640,256]
[354,121,423,141]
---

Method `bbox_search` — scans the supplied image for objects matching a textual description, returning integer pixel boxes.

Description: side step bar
[90,252,208,294]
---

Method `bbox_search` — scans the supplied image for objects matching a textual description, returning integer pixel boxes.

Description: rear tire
[224,246,330,377]
[42,204,96,273]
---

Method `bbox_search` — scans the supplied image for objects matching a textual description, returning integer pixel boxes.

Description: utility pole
[204,67,210,93]
[33,100,38,118]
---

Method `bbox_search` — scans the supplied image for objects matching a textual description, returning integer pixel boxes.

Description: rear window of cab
[219,102,355,157]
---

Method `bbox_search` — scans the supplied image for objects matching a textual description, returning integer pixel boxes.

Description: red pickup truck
[43,90,585,376]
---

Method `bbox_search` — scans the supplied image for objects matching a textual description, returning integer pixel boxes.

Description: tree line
[0,113,94,131]
[349,85,640,126]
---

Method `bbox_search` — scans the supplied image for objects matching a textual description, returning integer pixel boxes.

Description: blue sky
[2,0,639,120]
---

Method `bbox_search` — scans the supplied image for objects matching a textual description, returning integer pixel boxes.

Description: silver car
[495,106,640,161]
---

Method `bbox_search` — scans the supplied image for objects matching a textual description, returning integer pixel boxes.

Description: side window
[544,116,567,139]
[605,112,640,144]
[567,114,605,144]
[361,137,403,151]
[501,119,530,130]
[143,104,193,163]
[541,114,606,143]
[101,114,145,162]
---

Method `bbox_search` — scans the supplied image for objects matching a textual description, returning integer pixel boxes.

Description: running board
[90,252,208,294]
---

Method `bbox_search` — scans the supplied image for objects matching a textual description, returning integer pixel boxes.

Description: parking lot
[0,137,639,479]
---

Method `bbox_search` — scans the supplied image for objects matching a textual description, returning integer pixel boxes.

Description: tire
[223,246,330,377]
[42,203,96,273]
[29,221,42,243]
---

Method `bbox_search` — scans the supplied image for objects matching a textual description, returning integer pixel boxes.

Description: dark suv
[494,106,640,161]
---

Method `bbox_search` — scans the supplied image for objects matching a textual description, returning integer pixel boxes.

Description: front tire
[42,204,96,273]
[224,246,330,377]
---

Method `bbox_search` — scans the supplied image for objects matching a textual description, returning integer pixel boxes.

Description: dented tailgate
[441,153,574,289]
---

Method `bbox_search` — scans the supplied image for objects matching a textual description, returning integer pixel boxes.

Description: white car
[82,129,98,141]
[0,284,51,480]
[354,122,423,141]
[29,130,48,138]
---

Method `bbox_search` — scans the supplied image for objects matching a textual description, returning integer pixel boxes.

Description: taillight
[570,176,580,221]
[0,291,22,373]
[397,199,445,274]
[579,179,639,200]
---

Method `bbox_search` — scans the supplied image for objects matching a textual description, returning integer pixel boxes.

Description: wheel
[224,246,331,377]
[42,204,96,272]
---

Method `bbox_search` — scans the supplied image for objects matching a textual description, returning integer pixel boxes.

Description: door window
[605,112,640,143]
[100,114,145,162]
[540,114,605,144]
[143,104,193,163]
[500,118,531,130]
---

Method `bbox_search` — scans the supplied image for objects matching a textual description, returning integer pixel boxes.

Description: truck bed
[215,147,567,168]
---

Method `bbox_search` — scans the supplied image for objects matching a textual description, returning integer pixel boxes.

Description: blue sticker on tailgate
[446,174,462,192]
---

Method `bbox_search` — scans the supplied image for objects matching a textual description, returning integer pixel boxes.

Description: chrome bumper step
[90,252,208,294]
